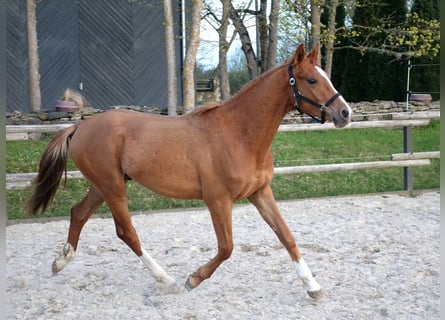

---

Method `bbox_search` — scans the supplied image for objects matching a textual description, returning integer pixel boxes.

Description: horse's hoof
[307,288,325,301]
[52,257,70,274]
[184,277,195,291]
[52,243,75,274]
[157,281,181,295]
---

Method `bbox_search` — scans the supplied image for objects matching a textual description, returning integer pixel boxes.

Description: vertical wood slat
[6,0,27,113]
[37,1,79,109]
[6,0,184,113]
[79,0,135,107]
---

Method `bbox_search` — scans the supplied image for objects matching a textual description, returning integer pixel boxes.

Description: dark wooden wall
[6,0,184,113]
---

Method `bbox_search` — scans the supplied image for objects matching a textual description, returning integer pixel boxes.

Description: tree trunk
[258,0,268,73]
[310,0,322,64]
[219,0,231,100]
[324,0,338,78]
[182,0,203,113]
[26,0,41,113]
[228,1,258,79]
[163,0,177,115]
[266,0,279,70]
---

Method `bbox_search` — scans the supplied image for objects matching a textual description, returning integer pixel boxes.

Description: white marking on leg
[139,248,176,287]
[294,258,321,293]
[52,243,75,274]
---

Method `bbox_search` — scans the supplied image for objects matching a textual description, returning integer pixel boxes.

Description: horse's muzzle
[331,104,352,128]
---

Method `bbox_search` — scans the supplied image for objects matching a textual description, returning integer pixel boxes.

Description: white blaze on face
[315,66,352,118]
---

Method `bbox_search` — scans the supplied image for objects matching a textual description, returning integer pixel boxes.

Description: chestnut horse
[28,43,351,300]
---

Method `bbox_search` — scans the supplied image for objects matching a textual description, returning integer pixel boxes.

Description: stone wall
[6,100,440,126]
[348,100,440,121]
[285,100,439,124]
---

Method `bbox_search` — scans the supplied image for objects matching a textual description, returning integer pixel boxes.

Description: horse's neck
[223,65,293,153]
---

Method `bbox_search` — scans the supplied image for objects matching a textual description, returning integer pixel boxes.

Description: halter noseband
[288,63,341,124]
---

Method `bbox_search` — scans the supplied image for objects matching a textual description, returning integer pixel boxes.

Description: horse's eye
[307,78,316,85]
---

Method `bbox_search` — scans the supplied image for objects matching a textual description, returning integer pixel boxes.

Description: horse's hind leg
[248,185,324,301]
[53,186,104,274]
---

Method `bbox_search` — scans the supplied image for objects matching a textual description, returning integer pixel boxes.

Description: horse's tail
[27,125,78,215]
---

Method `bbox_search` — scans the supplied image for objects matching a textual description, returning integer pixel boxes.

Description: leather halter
[288,63,341,124]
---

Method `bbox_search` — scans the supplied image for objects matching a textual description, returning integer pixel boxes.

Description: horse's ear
[308,42,320,64]
[293,43,306,65]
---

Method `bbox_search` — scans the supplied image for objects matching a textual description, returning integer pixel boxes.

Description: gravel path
[6,192,440,319]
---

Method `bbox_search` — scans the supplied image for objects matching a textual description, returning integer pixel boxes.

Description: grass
[6,121,440,220]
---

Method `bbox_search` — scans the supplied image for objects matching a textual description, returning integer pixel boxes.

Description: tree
[200,0,281,96]
[183,0,204,113]
[322,0,338,78]
[325,2,346,88]
[228,0,281,79]
[202,0,234,100]
[336,1,439,59]
[310,0,322,65]
[227,50,250,93]
[163,0,177,115]
[281,0,438,89]
[277,0,311,61]
[219,0,231,100]
[257,0,269,72]
[336,0,441,102]
[255,0,280,72]
[339,1,380,101]
[366,0,407,101]
[280,0,324,49]
[228,1,259,79]
[407,0,440,100]
[26,0,41,112]
[266,0,279,69]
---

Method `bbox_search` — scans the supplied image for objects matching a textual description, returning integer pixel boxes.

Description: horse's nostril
[341,108,349,119]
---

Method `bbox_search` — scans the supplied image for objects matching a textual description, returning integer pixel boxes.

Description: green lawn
[6,120,440,219]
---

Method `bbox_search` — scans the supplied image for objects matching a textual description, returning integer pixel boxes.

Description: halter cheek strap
[288,64,341,124]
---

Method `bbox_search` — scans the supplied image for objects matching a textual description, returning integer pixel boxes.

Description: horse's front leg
[248,185,324,300]
[185,199,233,290]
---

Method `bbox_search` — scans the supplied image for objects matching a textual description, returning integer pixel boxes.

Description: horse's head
[288,42,352,128]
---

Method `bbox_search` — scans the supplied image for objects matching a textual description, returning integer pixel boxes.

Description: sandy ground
[6,192,440,319]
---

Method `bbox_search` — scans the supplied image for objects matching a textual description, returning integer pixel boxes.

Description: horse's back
[71,109,188,143]
[67,107,270,201]
[68,109,211,199]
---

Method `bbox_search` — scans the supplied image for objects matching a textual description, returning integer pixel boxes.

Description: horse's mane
[188,102,222,116]
[229,76,263,101]
[228,64,286,102]
[189,59,291,117]
[187,76,266,116]
[283,56,293,65]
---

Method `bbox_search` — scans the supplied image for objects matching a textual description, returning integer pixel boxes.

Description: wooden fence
[6,111,440,190]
